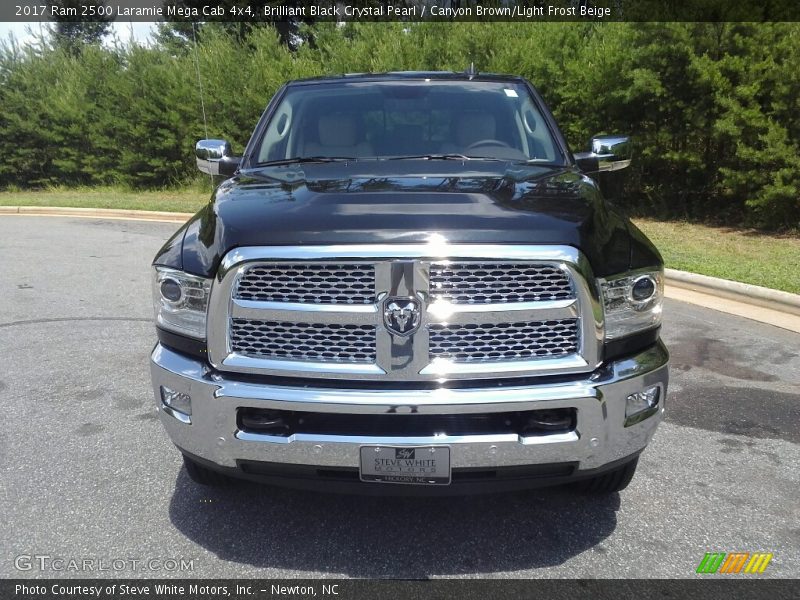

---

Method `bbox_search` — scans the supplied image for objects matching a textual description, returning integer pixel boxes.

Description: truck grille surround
[208,245,602,381]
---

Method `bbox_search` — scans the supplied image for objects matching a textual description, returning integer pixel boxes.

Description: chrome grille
[230,319,376,363]
[430,262,573,304]
[209,246,600,381]
[235,263,374,304]
[429,319,579,362]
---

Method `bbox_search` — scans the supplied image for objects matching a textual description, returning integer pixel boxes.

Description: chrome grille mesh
[235,263,374,304]
[230,319,376,363]
[430,262,573,304]
[429,319,579,362]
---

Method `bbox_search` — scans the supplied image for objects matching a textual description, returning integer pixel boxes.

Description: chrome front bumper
[150,341,668,478]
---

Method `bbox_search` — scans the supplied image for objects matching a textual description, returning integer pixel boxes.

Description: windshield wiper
[382,154,565,168]
[386,154,474,161]
[254,156,356,167]
[514,159,565,167]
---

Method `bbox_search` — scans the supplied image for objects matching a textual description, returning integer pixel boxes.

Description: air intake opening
[236,461,577,482]
[237,407,577,438]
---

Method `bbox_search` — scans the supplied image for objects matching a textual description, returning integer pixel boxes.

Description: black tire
[182,455,231,487]
[571,457,639,494]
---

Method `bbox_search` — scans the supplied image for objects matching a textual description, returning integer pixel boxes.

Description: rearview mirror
[574,135,632,174]
[195,139,240,177]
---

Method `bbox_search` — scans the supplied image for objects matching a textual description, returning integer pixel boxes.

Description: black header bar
[4,579,800,600]
[4,0,800,23]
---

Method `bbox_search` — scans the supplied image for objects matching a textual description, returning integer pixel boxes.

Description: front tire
[571,457,639,494]
[182,455,231,486]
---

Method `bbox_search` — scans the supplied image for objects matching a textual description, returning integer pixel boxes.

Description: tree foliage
[48,1,113,55]
[0,22,798,229]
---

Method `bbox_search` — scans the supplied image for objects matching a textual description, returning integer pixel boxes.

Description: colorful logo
[696,552,773,574]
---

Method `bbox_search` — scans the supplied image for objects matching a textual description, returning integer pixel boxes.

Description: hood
[155,160,657,278]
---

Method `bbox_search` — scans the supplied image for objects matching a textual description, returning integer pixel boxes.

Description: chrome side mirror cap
[574,134,632,174]
[196,139,240,176]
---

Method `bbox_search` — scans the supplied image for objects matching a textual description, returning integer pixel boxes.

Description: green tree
[1,22,799,230]
[48,1,112,55]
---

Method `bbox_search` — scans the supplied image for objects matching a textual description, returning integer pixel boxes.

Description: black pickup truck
[150,71,668,494]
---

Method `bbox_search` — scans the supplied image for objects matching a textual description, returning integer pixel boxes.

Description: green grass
[0,186,209,214]
[1,189,798,294]
[634,219,800,294]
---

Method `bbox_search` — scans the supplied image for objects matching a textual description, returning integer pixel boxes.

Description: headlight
[599,270,663,340]
[152,267,212,339]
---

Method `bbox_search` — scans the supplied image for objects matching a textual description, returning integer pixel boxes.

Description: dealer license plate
[359,446,451,485]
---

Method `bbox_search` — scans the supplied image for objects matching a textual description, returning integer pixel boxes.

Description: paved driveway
[1,216,798,578]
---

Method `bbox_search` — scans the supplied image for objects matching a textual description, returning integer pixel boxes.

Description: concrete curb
[665,268,800,317]
[0,205,194,222]
[3,205,799,321]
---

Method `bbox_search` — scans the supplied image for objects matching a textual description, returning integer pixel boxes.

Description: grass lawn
[0,187,209,214]
[634,219,800,294]
[1,189,798,294]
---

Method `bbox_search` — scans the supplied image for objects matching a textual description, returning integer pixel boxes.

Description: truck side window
[519,99,555,161]
[258,99,293,163]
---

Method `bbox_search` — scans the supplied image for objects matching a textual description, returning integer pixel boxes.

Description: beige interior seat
[441,112,497,153]
[305,114,374,157]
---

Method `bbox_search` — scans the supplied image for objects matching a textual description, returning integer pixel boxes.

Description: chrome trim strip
[233,299,378,314]
[218,386,598,414]
[220,244,583,266]
[231,301,379,325]
[421,354,589,377]
[520,432,579,446]
[427,299,578,323]
[234,431,579,446]
[215,379,600,414]
[222,353,386,376]
[428,298,576,314]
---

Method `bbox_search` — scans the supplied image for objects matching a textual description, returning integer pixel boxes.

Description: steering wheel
[465,139,512,152]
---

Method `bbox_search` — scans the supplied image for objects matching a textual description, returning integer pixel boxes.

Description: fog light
[160,385,192,416]
[625,385,660,426]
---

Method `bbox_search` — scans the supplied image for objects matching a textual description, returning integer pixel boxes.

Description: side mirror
[574,135,632,174]
[195,139,241,177]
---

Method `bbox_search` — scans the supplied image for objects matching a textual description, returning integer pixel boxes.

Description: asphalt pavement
[1,216,798,579]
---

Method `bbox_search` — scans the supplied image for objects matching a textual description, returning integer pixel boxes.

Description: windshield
[253,80,563,165]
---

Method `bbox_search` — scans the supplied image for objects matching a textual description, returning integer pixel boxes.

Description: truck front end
[149,73,668,494]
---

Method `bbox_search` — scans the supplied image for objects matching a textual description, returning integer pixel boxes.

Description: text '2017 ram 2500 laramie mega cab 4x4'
[150,71,668,495]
